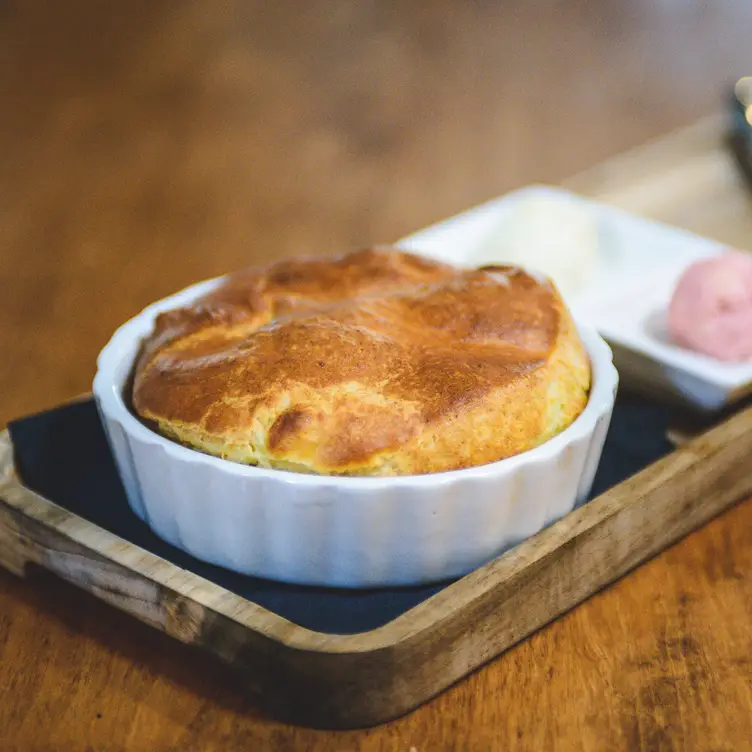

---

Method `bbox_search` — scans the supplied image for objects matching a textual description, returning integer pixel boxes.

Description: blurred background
[1,0,750,423]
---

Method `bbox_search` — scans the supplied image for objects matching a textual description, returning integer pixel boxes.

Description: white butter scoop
[466,193,600,300]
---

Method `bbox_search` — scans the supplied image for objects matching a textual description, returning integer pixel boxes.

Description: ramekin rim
[93,276,618,489]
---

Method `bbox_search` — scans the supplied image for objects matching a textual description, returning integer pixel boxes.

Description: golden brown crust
[132,248,590,475]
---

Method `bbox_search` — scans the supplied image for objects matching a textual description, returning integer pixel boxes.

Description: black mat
[7,395,672,635]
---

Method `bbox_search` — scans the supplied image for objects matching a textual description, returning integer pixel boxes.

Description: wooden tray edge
[3,396,752,727]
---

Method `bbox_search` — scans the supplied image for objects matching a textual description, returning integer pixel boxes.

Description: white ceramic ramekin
[93,277,618,588]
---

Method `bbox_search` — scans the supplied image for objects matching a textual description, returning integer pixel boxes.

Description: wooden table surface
[2,2,752,749]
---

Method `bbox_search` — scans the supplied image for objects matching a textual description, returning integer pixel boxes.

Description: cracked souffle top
[132,247,590,476]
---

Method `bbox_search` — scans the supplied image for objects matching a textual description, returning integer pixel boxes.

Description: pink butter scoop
[667,251,752,362]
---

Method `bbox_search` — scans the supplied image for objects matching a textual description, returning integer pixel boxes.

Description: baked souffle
[132,247,591,475]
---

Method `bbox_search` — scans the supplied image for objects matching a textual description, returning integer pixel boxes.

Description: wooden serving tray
[2,118,752,730]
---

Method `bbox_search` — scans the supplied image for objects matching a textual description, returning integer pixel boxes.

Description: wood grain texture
[2,0,752,748]
[3,390,752,729]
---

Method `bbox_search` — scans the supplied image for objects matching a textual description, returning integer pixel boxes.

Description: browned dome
[132,247,590,475]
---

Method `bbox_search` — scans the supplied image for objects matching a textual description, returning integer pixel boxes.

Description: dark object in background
[728,77,752,194]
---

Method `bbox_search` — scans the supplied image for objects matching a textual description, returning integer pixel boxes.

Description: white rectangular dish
[401,185,752,411]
